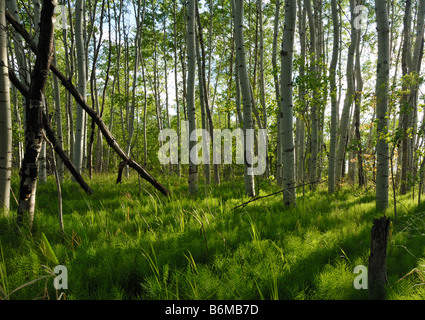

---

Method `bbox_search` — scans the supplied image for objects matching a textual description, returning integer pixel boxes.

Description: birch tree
[335,0,358,186]
[305,0,318,188]
[187,0,198,194]
[375,0,390,211]
[257,0,269,178]
[354,13,365,188]
[73,0,87,178]
[173,0,181,177]
[327,0,339,193]
[0,0,12,212]
[52,39,64,181]
[280,0,297,206]
[296,0,306,189]
[233,0,255,197]
[400,0,412,195]
[273,0,282,184]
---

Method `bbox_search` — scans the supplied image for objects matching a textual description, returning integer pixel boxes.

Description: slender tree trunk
[7,0,30,130]
[174,0,181,177]
[141,54,148,167]
[125,0,144,178]
[196,29,211,184]
[354,11,365,188]
[305,0,318,188]
[400,0,412,195]
[235,53,243,127]
[73,0,87,179]
[328,0,339,193]
[52,40,64,181]
[375,0,390,211]
[196,3,219,185]
[187,0,198,195]
[0,0,12,212]
[297,0,306,190]
[233,0,255,197]
[257,0,269,178]
[273,0,282,184]
[407,0,425,193]
[17,0,56,228]
[280,0,297,207]
[409,0,425,188]
[335,0,358,186]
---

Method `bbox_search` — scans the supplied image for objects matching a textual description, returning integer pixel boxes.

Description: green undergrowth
[2,172,425,300]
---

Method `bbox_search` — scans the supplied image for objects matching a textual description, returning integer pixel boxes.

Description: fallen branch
[232,180,326,210]
[8,69,94,195]
[6,10,170,197]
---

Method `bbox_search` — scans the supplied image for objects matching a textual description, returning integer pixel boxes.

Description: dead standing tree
[368,216,390,300]
[16,0,56,228]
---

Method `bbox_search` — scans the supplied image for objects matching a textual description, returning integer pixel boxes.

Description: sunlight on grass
[2,173,425,299]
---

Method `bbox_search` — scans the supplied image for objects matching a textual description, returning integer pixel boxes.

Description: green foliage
[2,173,425,299]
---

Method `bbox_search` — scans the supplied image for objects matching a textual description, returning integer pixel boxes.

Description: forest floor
[1,171,425,300]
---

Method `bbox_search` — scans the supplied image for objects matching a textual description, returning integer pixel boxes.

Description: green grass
[2,171,425,299]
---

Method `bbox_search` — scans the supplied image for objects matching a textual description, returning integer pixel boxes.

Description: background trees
[1,0,425,217]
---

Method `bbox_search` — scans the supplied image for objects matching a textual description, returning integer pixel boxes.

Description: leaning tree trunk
[375,0,390,211]
[0,0,12,212]
[6,9,170,198]
[280,0,297,207]
[17,0,56,228]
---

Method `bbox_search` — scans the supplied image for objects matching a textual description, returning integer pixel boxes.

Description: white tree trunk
[187,0,198,195]
[335,0,358,186]
[0,0,12,212]
[375,0,390,211]
[52,39,64,181]
[73,0,87,178]
[305,0,318,188]
[296,0,306,189]
[273,0,282,185]
[174,0,181,177]
[328,0,339,193]
[257,0,269,178]
[280,0,297,206]
[233,0,255,197]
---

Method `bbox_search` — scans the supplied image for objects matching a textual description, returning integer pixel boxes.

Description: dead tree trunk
[368,215,390,299]
[17,0,56,228]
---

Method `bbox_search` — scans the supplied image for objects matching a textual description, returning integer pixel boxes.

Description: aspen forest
[2,0,425,303]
